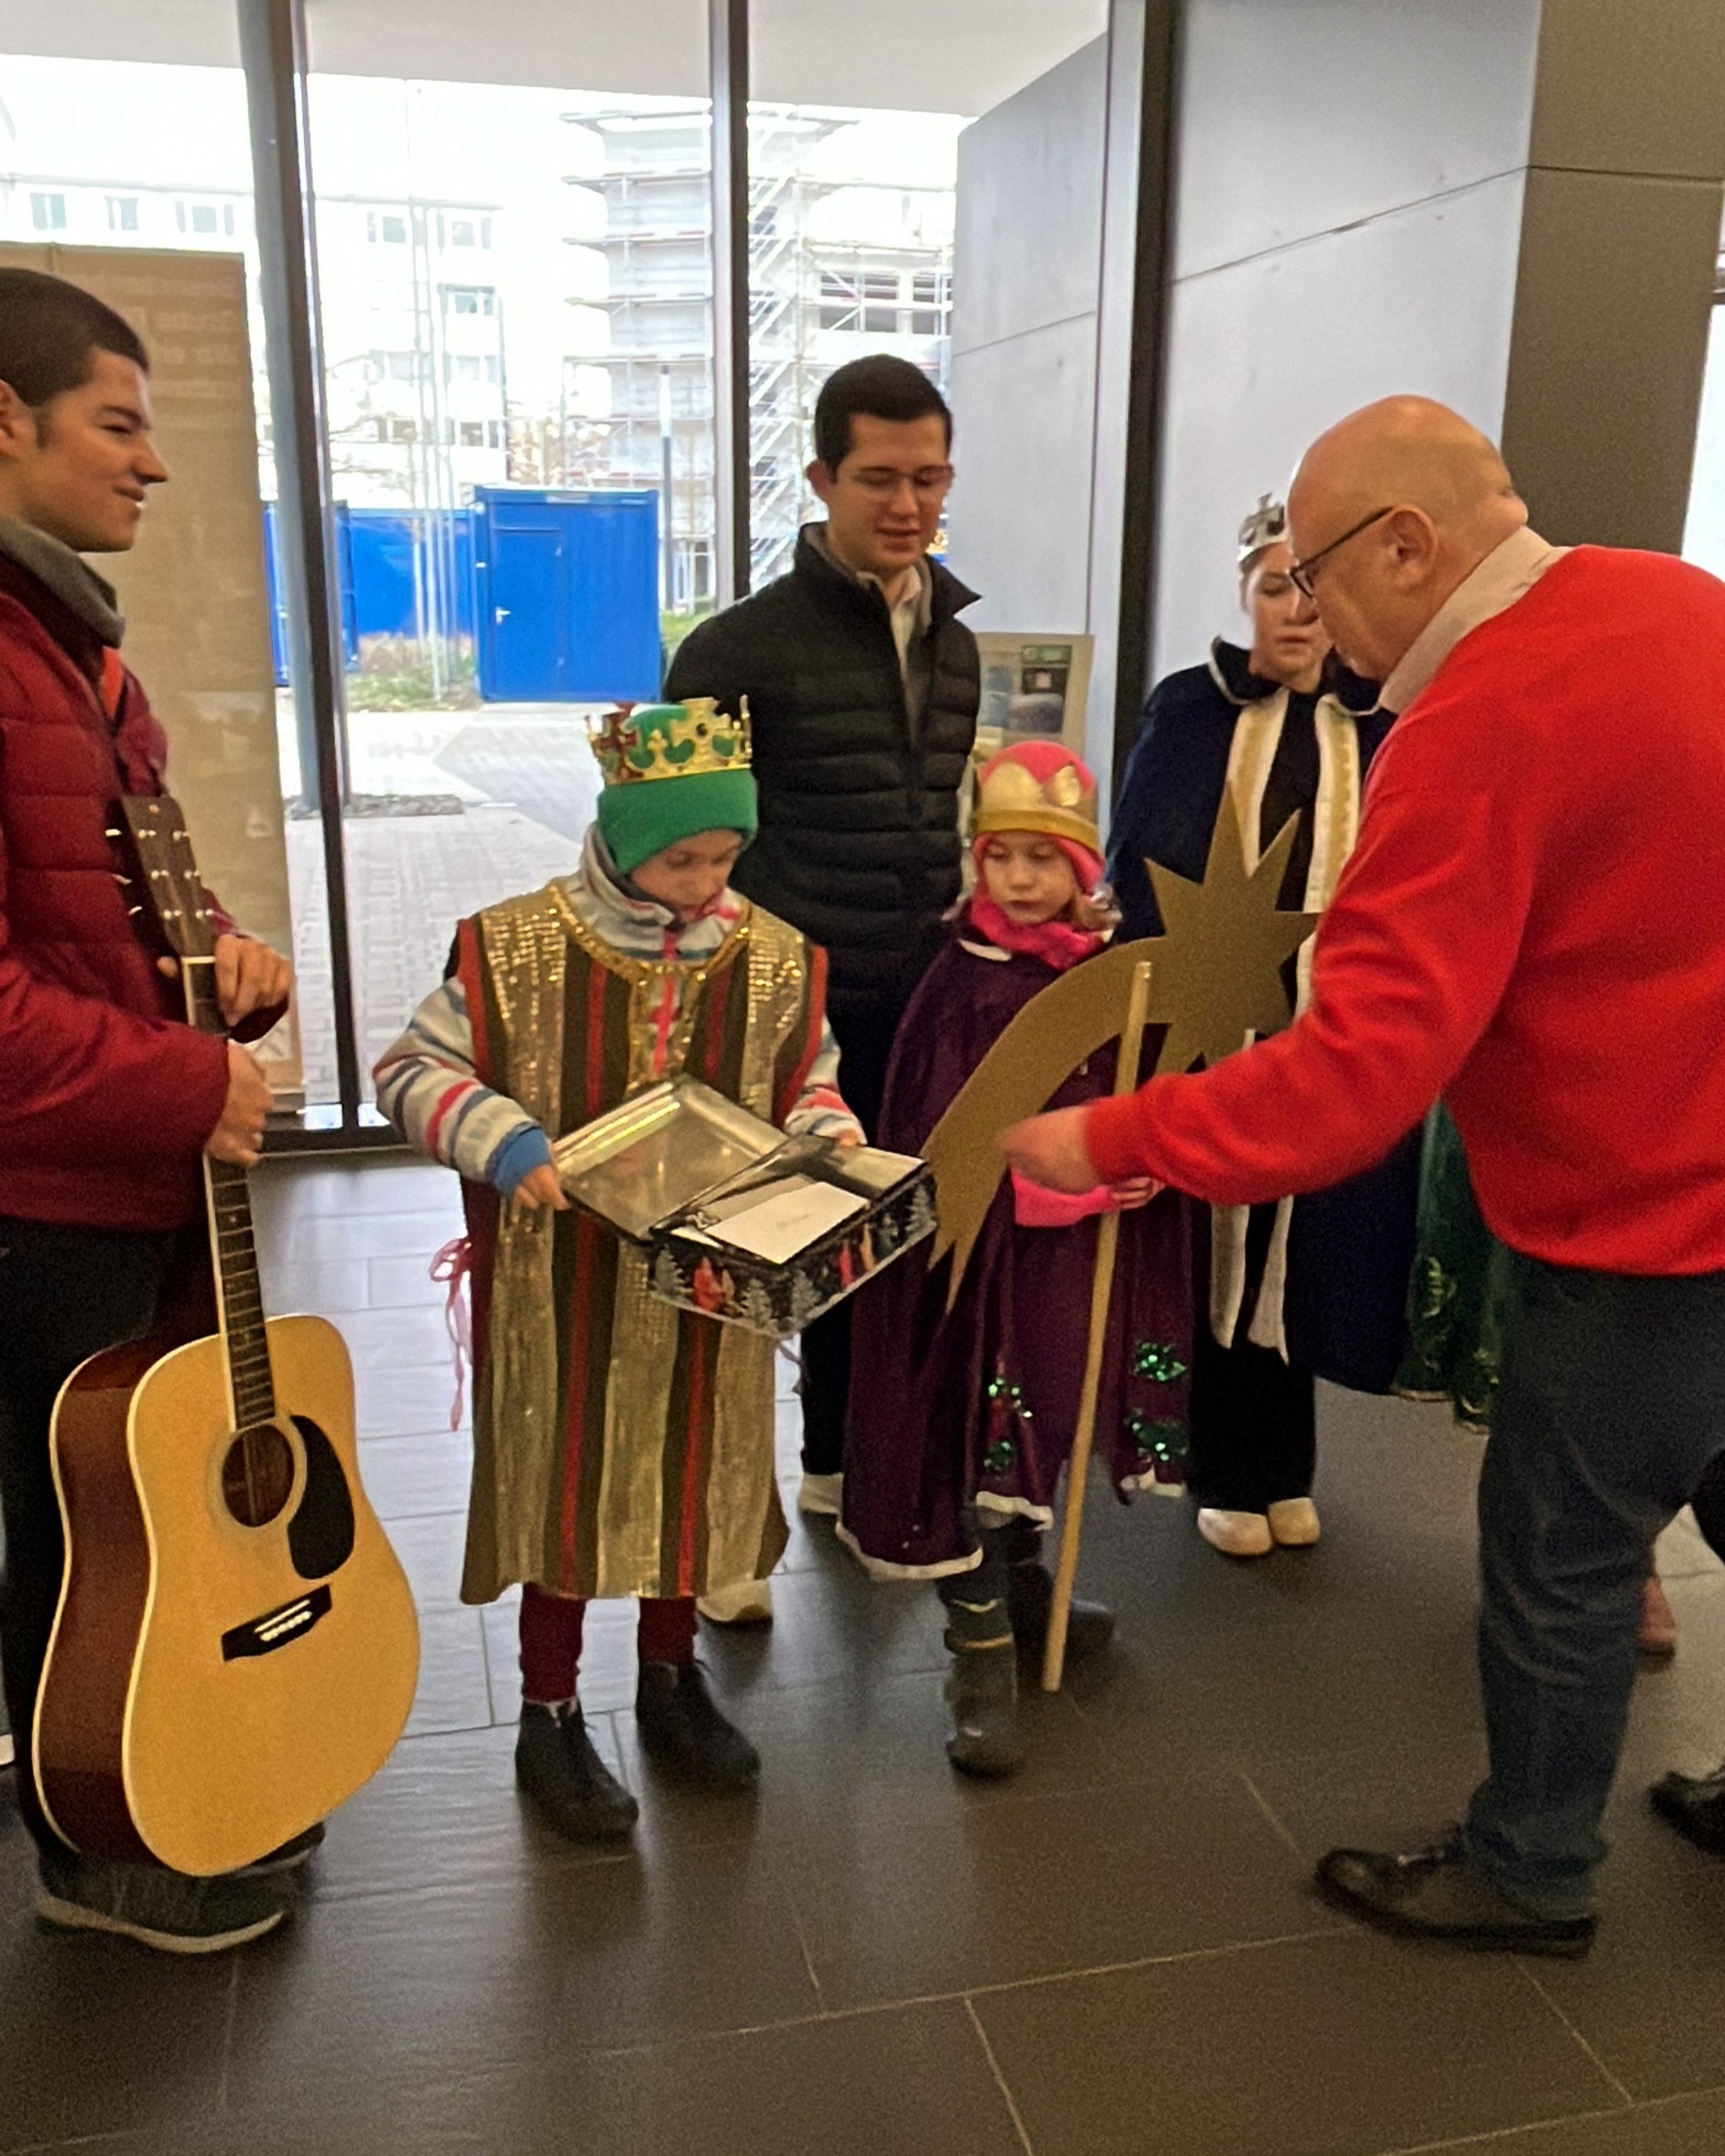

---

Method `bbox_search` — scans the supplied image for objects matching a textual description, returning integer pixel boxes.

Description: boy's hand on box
[513,1163,570,1212]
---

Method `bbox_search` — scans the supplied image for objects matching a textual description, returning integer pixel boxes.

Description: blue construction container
[346,509,477,645]
[262,502,360,685]
[471,488,660,704]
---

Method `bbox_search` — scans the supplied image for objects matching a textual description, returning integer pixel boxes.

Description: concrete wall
[1151,0,1725,679]
[948,37,1109,638]
[1150,0,1542,679]
[1501,0,1725,549]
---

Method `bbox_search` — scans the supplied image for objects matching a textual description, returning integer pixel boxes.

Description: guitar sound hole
[221,1424,296,1528]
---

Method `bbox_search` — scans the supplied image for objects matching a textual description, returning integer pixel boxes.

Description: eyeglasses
[845,465,954,503]
[1288,505,1397,598]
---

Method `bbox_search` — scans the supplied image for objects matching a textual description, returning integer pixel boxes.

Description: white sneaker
[697,1578,775,1625]
[797,1471,843,1517]
[1268,1497,1322,1547]
[1197,1507,1274,1558]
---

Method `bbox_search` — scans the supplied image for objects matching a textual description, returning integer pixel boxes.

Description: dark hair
[0,268,149,409]
[813,354,951,473]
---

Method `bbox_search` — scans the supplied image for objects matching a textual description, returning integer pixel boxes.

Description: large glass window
[302,4,714,1092]
[0,10,332,1108]
[746,5,1109,605]
[1682,221,1725,579]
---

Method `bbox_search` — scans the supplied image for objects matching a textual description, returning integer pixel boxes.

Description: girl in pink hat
[839,740,1192,1776]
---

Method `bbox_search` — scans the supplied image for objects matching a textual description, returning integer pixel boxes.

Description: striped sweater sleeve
[373,977,546,1188]
[784,1013,865,1144]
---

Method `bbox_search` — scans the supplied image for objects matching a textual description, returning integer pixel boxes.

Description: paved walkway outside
[279,703,603,1102]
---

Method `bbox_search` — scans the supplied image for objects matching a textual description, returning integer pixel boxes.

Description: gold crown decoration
[971,745,1100,854]
[589,698,753,787]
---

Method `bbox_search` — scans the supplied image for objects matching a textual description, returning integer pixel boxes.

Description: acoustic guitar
[34,795,420,1877]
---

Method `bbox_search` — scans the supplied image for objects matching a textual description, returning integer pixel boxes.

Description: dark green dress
[1396,1105,1517,1433]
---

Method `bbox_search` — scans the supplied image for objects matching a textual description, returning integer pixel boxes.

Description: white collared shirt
[1381,526,1568,713]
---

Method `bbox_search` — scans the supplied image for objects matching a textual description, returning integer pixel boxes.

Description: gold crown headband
[589,698,753,787]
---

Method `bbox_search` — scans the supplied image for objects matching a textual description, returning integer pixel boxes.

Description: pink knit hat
[971,740,1104,889]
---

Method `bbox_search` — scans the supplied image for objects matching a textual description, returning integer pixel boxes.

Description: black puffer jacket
[664,526,979,1017]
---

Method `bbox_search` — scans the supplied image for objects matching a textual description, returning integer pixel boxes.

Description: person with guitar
[0,269,294,1952]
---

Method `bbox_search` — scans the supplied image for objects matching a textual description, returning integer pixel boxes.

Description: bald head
[1292,396,1521,540]
[1284,397,1528,683]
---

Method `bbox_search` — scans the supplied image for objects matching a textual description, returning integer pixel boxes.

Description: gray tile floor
[5,1152,1725,2154]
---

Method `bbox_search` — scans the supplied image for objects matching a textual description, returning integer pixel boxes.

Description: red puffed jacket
[0,551,239,1230]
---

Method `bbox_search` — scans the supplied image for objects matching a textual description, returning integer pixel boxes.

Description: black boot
[635,1660,760,1792]
[1000,1517,1115,1664]
[516,1701,639,1842]
[1651,1762,1725,1855]
[938,1537,1023,1778]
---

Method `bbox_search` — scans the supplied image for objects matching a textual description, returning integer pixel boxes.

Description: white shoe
[1197,1507,1273,1558]
[797,1471,842,1517]
[0,1693,11,1769]
[1268,1497,1321,1547]
[697,1578,775,1625]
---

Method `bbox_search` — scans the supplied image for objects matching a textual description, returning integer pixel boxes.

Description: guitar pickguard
[287,1416,356,1581]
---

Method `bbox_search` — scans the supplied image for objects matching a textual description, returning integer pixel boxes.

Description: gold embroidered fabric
[469,891,569,1595]
[465,889,805,1602]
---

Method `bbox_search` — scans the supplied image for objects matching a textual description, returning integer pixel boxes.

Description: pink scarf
[968,891,1103,973]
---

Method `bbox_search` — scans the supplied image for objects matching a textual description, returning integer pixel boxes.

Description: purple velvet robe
[840,919,1194,1578]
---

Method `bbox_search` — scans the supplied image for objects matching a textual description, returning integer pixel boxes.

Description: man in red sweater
[0,270,294,1951]
[1006,396,1725,1957]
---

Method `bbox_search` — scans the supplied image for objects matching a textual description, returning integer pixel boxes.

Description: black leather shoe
[635,1660,760,1792]
[1316,1834,1596,1959]
[1650,1764,1725,1856]
[516,1701,639,1842]
[1005,1558,1116,1664]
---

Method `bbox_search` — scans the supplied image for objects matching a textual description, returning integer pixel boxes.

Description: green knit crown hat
[590,699,758,875]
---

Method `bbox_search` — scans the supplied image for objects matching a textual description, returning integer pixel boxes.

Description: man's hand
[214,935,292,1027]
[158,936,294,1028]
[512,1163,571,1212]
[206,1040,274,1166]
[998,1105,1100,1194]
[1111,1175,1162,1211]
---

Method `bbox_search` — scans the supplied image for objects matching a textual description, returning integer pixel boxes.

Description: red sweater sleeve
[1086,759,1533,1202]
[0,840,230,1171]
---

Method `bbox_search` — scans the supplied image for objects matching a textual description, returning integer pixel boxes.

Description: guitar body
[38,1314,420,1876]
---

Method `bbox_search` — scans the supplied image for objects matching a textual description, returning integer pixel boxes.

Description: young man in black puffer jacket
[666,355,979,1589]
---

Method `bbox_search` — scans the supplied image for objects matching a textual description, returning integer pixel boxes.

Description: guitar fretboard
[184,956,277,1429]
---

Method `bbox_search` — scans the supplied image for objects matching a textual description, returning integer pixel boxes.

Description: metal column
[237,0,365,1126]
[709,0,752,602]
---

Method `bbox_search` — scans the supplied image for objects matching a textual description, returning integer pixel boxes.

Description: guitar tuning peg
[111,872,130,885]
[105,826,121,840]
[128,905,145,918]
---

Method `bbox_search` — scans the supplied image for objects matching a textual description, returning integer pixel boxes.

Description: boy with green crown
[376,701,862,1840]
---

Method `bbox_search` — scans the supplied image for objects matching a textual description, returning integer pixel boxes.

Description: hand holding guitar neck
[207,1041,273,1167]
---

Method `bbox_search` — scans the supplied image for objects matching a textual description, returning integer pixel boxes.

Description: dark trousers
[1185,1201,1316,1513]
[1186,1323,1316,1512]
[1464,1256,1725,1917]
[0,1217,176,1851]
[801,997,900,1477]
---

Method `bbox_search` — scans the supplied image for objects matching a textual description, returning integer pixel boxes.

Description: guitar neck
[183,958,277,1429]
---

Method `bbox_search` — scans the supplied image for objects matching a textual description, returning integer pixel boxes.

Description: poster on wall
[0,242,303,1099]
[972,632,1094,757]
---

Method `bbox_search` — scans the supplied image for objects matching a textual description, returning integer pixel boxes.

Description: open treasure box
[551,1079,937,1339]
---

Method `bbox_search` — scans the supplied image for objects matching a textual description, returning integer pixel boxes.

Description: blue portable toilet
[471,488,660,703]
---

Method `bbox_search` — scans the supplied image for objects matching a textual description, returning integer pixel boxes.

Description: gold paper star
[1141,789,1316,1075]
[918,791,1316,1304]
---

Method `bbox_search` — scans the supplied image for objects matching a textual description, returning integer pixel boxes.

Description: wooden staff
[1042,957,1154,1693]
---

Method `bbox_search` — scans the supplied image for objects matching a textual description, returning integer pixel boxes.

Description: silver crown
[1236,493,1289,567]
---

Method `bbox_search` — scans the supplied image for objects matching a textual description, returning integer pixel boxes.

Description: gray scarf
[0,515,125,645]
